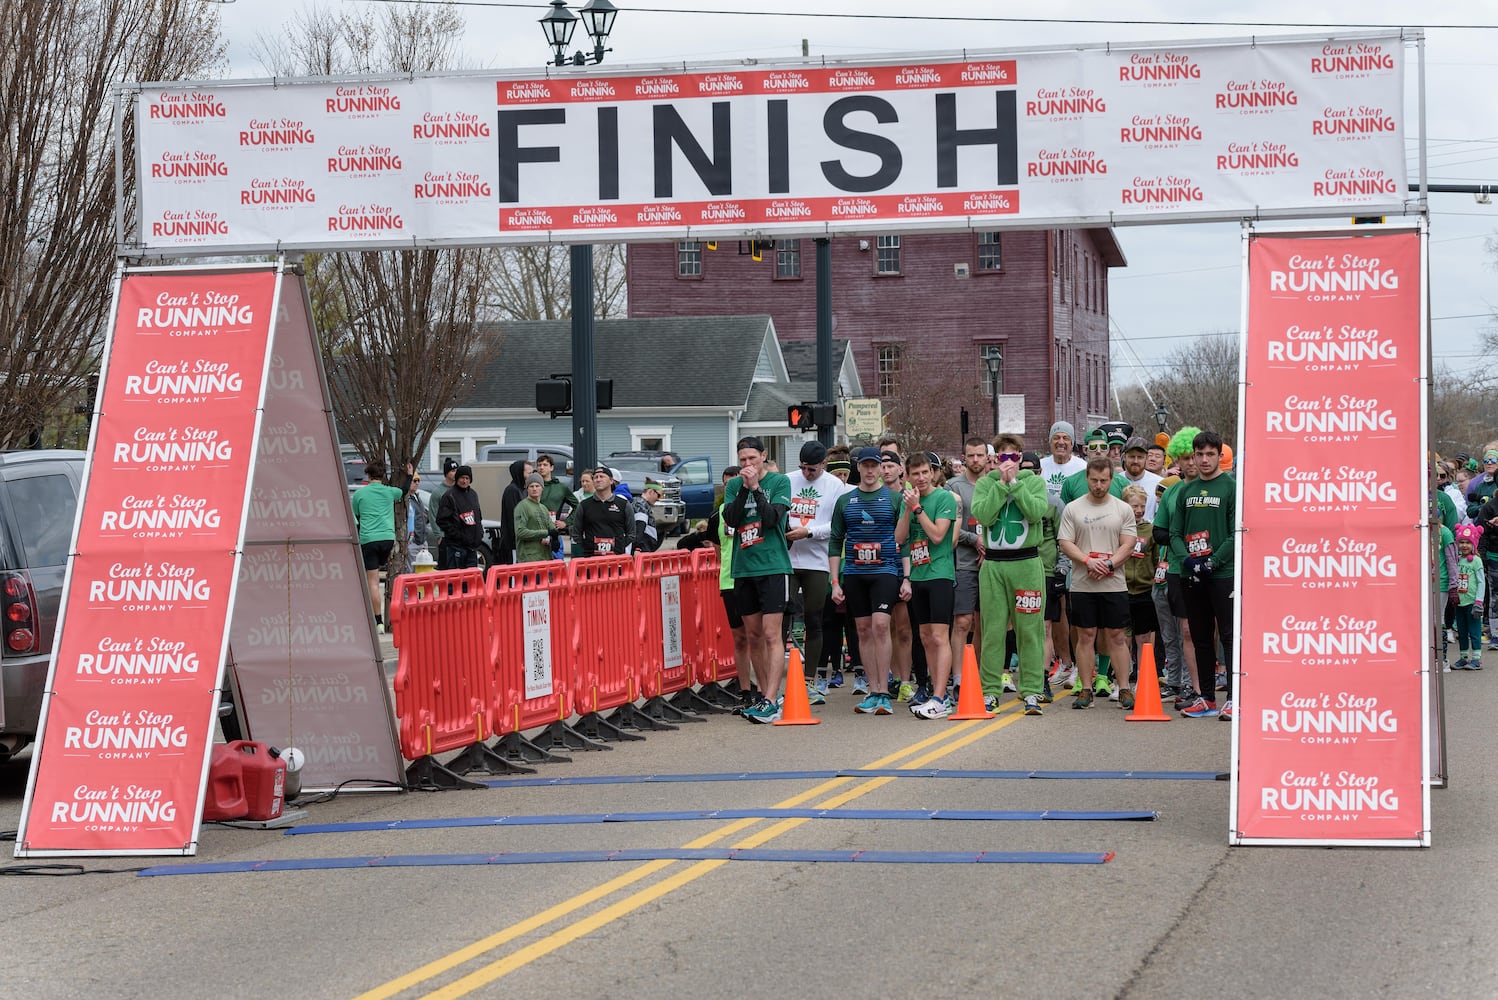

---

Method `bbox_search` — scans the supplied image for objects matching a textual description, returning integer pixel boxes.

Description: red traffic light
[787,404,813,430]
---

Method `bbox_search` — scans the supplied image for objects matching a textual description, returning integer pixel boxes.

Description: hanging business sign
[1230,226,1430,847]
[128,31,1414,253]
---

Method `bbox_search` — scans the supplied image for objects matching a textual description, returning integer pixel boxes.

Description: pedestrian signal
[787,404,814,430]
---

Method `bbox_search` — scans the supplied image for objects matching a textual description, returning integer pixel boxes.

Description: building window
[677,240,703,278]
[629,425,673,452]
[979,344,1004,397]
[977,232,1002,271]
[875,235,901,275]
[435,439,462,469]
[877,345,902,395]
[775,239,801,279]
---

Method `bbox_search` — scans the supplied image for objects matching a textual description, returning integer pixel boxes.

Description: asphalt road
[1,652,1494,1000]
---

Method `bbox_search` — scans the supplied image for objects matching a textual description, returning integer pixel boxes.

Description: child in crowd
[1453,526,1486,670]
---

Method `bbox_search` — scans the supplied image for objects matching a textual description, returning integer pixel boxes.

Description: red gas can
[228,740,287,821]
[202,744,248,821]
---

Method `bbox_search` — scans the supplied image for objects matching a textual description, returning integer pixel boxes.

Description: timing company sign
[16,268,279,856]
[1232,228,1429,846]
[131,32,1411,252]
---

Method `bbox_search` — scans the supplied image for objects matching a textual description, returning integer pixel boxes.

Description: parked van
[0,450,85,758]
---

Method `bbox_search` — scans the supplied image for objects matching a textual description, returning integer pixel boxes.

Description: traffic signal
[787,403,814,430]
[811,403,837,428]
[1351,216,1386,225]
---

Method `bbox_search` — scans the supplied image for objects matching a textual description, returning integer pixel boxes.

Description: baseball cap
[1124,436,1149,453]
[1084,428,1108,446]
[799,440,828,465]
[854,446,881,464]
[879,450,902,464]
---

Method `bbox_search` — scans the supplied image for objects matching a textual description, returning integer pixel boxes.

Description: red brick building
[626,229,1126,450]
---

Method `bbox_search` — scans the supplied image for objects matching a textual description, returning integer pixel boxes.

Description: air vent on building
[953,263,971,279]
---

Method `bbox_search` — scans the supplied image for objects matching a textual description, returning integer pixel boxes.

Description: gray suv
[0,450,85,759]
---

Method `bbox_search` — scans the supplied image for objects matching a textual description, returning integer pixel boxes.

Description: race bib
[1459,576,1469,594]
[1132,538,1147,558]
[789,496,818,520]
[593,537,614,555]
[1186,530,1212,557]
[1015,589,1043,614]
[738,523,762,548]
[460,510,476,526]
[853,541,881,565]
[1153,560,1168,585]
[911,540,931,566]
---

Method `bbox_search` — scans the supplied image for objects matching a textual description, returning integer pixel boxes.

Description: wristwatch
[1104,558,1114,572]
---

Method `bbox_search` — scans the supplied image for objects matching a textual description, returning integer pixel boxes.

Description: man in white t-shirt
[1119,437,1163,521]
[785,440,848,701]
[1038,420,1086,503]
[1058,457,1139,711]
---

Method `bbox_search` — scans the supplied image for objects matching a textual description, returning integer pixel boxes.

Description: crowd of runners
[680,423,1244,725]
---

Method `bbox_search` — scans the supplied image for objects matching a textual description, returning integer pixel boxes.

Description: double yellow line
[357,705,1024,999]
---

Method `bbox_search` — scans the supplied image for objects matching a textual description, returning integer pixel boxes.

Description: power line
[363,0,1498,31]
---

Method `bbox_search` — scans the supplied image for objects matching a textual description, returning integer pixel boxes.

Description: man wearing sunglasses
[971,434,1050,716]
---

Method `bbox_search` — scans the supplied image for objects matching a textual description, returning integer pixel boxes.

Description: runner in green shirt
[348,459,415,632]
[895,452,958,718]
[721,436,793,723]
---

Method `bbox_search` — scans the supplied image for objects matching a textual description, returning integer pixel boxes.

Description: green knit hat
[1166,426,1202,462]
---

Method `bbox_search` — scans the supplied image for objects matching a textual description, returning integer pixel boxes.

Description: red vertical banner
[15,267,280,856]
[1232,228,1430,846]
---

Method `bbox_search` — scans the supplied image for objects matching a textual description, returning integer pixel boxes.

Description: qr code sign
[530,638,546,682]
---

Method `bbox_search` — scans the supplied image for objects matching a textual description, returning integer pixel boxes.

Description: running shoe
[855,693,891,715]
[742,697,781,723]
[1023,695,1043,716]
[913,684,931,705]
[1108,686,1121,702]
[1472,658,1485,670]
[911,697,953,720]
[1093,674,1112,697]
[1445,627,1457,644]
[1072,691,1093,709]
[896,680,916,703]
[1054,664,1077,689]
[1453,657,1468,671]
[807,683,826,706]
[1215,671,1229,692]
[852,669,870,695]
[1181,697,1219,718]
[1001,671,1017,693]
[1219,700,1234,721]
[829,669,844,689]
[1039,677,1054,704]
[1440,660,1452,673]
[1173,689,1197,706]
[814,674,830,696]
[983,694,1001,713]
[1118,689,1135,711]
[874,693,893,715]
[1489,642,1498,652]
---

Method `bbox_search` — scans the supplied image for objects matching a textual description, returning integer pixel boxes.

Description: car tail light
[1,572,39,655]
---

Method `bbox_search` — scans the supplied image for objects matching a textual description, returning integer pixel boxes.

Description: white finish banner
[132,32,1412,252]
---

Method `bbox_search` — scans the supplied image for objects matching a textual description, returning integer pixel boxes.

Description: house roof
[459,315,776,409]
[1086,227,1128,268]
[777,339,851,382]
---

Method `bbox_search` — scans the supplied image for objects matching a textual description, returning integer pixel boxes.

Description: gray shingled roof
[458,315,775,409]
[743,380,821,423]
[777,339,850,383]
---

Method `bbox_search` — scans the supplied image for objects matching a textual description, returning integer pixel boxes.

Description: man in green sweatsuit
[971,435,1051,715]
[513,473,559,564]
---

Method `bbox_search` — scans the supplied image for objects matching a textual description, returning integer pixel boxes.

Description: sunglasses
[1085,443,1108,452]
[996,452,1023,463]
[1486,457,1498,465]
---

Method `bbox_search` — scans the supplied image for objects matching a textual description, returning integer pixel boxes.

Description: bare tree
[484,243,628,321]
[0,0,225,448]
[1142,333,1241,447]
[880,363,985,458]
[256,2,502,579]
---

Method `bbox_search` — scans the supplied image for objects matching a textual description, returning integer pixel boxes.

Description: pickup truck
[607,451,716,525]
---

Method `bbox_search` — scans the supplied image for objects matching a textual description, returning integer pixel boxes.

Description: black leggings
[820,592,862,674]
[787,568,830,676]
[1183,575,1234,700]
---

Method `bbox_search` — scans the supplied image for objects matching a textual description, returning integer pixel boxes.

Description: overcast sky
[213,0,1498,389]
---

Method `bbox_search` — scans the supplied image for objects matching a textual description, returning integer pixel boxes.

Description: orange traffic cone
[1125,642,1171,722]
[774,647,821,726]
[950,644,995,720]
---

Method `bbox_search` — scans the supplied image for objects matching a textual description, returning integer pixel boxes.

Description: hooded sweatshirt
[495,459,527,564]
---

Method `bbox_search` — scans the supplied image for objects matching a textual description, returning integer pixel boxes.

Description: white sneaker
[1053,664,1077,689]
[1108,686,1120,702]
[910,697,953,720]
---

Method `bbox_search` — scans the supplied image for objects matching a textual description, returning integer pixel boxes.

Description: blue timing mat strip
[284,807,1158,836]
[138,847,1115,877]
[481,768,1219,788]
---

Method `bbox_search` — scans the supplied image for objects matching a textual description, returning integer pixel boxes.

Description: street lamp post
[1154,402,1170,433]
[984,349,1003,437]
[539,1,619,476]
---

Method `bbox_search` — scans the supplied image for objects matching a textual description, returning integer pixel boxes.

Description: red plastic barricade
[390,568,493,761]
[486,561,574,735]
[691,548,737,685]
[568,555,642,715]
[636,550,698,698]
